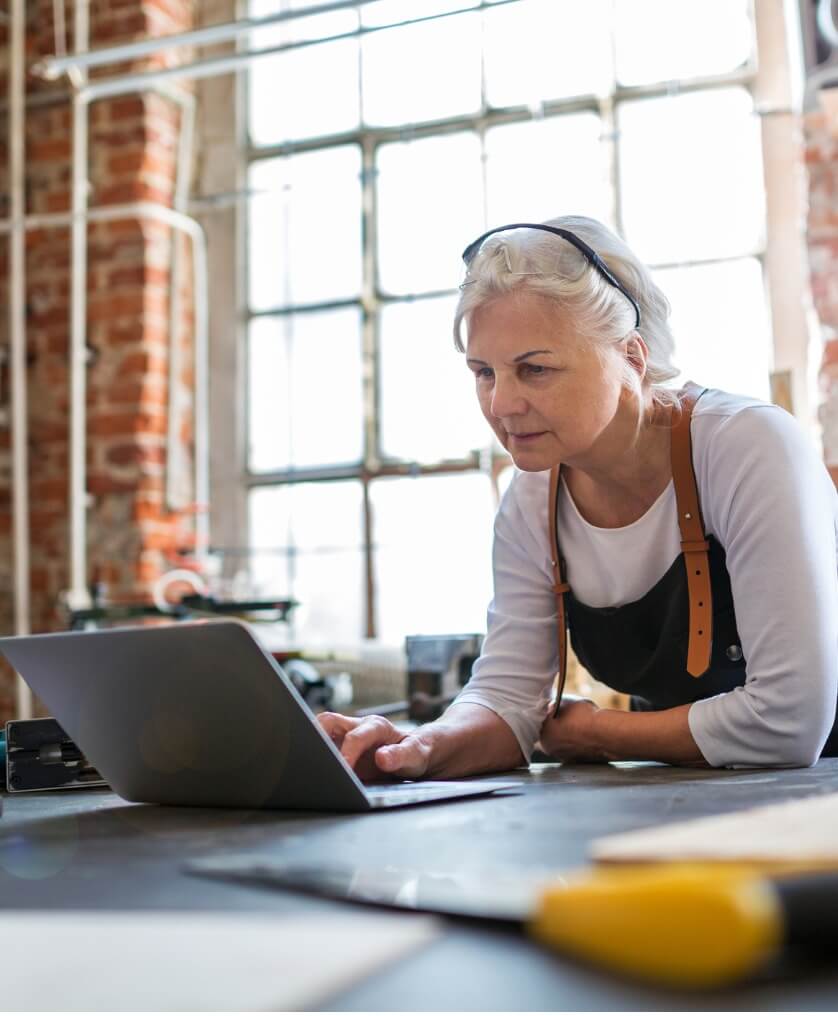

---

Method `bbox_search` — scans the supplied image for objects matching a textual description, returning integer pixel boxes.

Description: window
[244,0,768,646]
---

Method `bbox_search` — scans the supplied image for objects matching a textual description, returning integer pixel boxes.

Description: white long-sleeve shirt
[455,389,838,768]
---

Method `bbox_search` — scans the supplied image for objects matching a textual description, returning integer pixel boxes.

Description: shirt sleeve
[453,472,558,760]
[688,405,838,768]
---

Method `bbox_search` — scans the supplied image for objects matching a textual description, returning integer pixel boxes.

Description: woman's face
[465,290,627,472]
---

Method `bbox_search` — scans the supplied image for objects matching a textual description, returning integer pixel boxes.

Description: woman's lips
[508,431,547,444]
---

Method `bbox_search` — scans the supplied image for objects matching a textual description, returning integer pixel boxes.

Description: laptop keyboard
[366,788,447,807]
[364,781,493,808]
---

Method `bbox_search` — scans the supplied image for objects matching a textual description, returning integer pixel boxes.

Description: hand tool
[188,856,838,987]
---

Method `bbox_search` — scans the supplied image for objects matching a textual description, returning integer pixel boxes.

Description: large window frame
[223,0,811,642]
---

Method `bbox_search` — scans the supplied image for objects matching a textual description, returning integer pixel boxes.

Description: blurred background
[0,0,836,720]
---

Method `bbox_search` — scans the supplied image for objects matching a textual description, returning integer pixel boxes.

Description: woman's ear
[623,333,649,381]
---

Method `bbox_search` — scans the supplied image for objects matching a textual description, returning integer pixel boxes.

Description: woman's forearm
[592,703,706,765]
[420,702,526,778]
[540,699,707,766]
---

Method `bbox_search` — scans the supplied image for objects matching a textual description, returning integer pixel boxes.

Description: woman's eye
[474,367,494,381]
[521,363,547,376]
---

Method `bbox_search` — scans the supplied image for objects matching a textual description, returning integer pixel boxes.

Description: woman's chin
[509,449,555,472]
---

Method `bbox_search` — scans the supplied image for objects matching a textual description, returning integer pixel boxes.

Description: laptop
[0,620,518,811]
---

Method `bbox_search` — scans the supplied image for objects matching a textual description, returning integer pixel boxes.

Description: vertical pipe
[359,134,378,638]
[165,91,196,513]
[191,217,211,566]
[68,0,91,610]
[9,0,32,718]
[754,0,814,425]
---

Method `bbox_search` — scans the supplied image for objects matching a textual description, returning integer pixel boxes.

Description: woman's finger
[374,734,432,780]
[339,715,404,771]
[316,711,362,748]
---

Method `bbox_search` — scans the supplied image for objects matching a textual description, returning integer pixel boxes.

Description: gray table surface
[2,759,838,1011]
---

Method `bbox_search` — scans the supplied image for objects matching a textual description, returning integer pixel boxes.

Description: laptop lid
[0,620,373,811]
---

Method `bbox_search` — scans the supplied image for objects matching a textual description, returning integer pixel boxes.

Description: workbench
[2,760,837,1010]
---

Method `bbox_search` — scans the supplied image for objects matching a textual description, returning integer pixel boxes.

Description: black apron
[551,388,838,759]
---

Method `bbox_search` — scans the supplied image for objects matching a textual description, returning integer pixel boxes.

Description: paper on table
[591,791,838,865]
[2,910,438,1011]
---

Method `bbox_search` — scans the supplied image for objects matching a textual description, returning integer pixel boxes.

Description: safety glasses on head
[461,222,641,330]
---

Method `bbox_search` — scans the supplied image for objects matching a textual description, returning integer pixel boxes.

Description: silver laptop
[0,620,517,811]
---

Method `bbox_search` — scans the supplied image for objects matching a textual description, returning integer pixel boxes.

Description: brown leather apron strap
[548,466,570,710]
[672,382,713,677]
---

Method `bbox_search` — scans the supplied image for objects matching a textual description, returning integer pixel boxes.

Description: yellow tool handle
[530,864,786,988]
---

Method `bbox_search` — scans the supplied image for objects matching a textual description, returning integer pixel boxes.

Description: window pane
[614,0,753,87]
[619,88,764,264]
[483,0,612,109]
[248,147,362,310]
[361,11,481,126]
[654,258,771,400]
[361,1,479,27]
[248,308,363,472]
[249,32,360,145]
[371,473,495,643]
[379,294,489,461]
[376,132,483,295]
[249,0,358,44]
[249,481,364,646]
[485,114,612,226]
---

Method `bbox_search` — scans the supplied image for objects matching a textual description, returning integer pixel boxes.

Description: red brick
[101,324,147,348]
[108,97,145,121]
[88,409,167,438]
[118,350,167,377]
[96,182,146,205]
[31,567,50,593]
[108,380,167,406]
[107,150,146,175]
[108,443,166,468]
[822,340,838,368]
[108,265,147,288]
[45,192,70,212]
[29,139,72,161]
[30,478,68,502]
[88,292,145,321]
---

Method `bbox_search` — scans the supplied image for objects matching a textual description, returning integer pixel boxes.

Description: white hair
[453,215,680,407]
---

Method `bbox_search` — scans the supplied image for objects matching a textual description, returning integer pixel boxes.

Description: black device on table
[3,717,106,793]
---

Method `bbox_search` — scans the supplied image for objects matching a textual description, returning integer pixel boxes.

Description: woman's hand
[538,697,607,763]
[317,712,433,782]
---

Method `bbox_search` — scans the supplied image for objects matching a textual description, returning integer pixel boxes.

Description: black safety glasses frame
[461,222,641,329]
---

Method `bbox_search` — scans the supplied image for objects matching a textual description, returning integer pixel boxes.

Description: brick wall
[0,0,196,718]
[806,103,838,486]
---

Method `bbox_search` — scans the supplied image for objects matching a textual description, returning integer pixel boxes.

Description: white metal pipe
[34,0,381,80]
[192,222,210,567]
[166,90,196,513]
[9,0,32,718]
[817,0,838,48]
[52,0,82,89]
[75,0,520,103]
[0,200,212,594]
[68,0,90,611]
[0,200,206,238]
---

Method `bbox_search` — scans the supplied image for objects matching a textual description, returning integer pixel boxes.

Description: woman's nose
[489,376,526,418]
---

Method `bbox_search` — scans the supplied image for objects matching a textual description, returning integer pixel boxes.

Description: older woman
[318,216,838,777]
